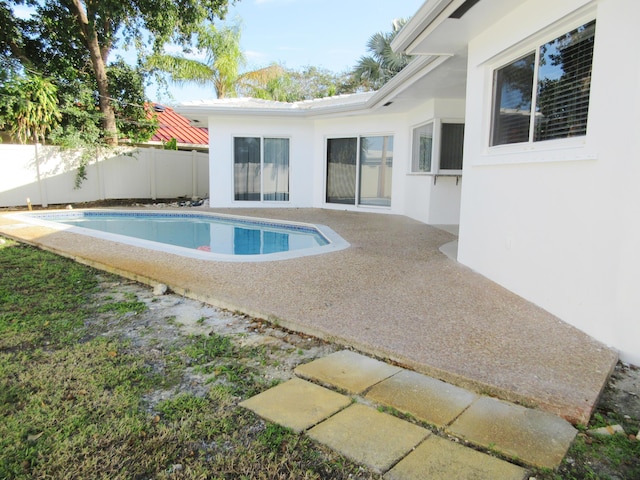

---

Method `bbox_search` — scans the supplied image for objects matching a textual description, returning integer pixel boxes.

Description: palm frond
[146,54,215,87]
[237,64,284,86]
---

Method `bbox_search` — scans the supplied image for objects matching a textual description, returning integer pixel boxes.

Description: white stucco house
[177,0,640,365]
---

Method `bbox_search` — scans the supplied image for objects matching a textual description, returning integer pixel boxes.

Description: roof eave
[176,56,453,122]
[364,54,452,110]
[391,0,457,53]
[176,95,377,121]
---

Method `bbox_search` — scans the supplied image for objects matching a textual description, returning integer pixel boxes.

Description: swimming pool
[8,210,349,262]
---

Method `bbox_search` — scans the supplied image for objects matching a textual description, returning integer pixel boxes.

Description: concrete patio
[0,207,617,424]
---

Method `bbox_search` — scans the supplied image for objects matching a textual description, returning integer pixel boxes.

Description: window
[491,20,596,146]
[234,137,289,201]
[411,123,433,172]
[440,123,464,170]
[411,121,464,173]
[326,135,393,207]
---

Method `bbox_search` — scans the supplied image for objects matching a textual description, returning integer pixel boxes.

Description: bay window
[411,121,464,174]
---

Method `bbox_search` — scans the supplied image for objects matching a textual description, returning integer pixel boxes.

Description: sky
[11,0,425,104]
[151,0,425,103]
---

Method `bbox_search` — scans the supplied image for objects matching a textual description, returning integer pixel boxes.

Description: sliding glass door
[326,138,357,204]
[326,135,393,207]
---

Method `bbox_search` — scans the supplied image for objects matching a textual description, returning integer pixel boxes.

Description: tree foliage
[0,0,230,145]
[245,66,356,102]
[352,18,412,90]
[147,22,282,99]
[0,73,61,144]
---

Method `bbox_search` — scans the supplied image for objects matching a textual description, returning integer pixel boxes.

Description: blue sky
[153,0,425,103]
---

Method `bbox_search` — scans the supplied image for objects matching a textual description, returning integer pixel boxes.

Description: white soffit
[394,0,516,56]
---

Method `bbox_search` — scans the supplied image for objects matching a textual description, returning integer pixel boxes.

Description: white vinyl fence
[0,144,209,208]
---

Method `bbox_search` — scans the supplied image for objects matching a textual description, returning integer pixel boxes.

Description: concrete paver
[295,350,402,394]
[446,396,577,469]
[238,378,350,433]
[366,369,478,428]
[307,403,430,474]
[384,435,527,480]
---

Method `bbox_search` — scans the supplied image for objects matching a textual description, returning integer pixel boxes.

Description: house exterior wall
[208,106,464,225]
[457,0,640,364]
[404,98,465,224]
[207,116,315,208]
[312,112,408,215]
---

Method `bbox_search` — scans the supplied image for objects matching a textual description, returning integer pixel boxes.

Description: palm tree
[352,18,412,90]
[147,23,282,99]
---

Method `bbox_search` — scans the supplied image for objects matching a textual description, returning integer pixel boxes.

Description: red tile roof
[148,104,208,146]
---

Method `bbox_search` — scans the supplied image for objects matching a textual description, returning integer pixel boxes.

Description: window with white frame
[411,120,464,173]
[234,137,289,201]
[490,20,596,147]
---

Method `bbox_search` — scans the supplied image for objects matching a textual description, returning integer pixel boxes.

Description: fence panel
[0,145,209,207]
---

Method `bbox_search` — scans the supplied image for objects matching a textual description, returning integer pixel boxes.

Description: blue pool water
[15,210,348,261]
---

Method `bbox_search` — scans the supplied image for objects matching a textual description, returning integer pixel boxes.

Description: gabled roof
[148,104,209,146]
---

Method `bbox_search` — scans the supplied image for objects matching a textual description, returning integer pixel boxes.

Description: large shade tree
[0,0,231,145]
[147,23,281,99]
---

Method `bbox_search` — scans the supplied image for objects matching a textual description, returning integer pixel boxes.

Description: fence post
[192,150,198,200]
[95,146,105,200]
[149,148,157,200]
[34,143,48,207]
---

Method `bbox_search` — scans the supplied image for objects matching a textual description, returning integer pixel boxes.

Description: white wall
[312,112,408,215]
[458,0,640,364]
[403,98,466,224]
[0,145,208,207]
[207,116,314,208]
[206,98,465,225]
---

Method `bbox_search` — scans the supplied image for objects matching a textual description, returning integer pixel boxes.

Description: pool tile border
[7,209,350,263]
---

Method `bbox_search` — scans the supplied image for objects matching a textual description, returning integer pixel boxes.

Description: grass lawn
[0,239,373,479]
[1,237,638,479]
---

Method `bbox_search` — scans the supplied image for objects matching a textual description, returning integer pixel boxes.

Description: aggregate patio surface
[0,207,618,427]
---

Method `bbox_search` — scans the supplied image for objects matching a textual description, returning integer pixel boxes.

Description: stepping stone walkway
[240,350,578,479]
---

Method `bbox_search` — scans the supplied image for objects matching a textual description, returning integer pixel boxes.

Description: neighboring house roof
[148,103,209,147]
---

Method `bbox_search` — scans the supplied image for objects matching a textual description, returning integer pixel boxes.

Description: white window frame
[410,118,464,175]
[232,135,290,203]
[482,9,597,161]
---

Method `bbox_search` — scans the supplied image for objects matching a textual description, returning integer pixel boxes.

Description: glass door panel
[326,138,357,205]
